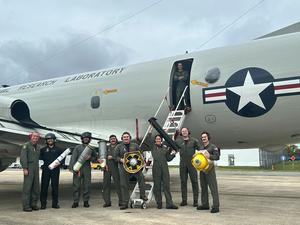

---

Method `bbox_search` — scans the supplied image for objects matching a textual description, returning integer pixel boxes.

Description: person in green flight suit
[102,134,122,207]
[197,131,220,213]
[175,127,201,207]
[69,132,98,208]
[20,132,41,212]
[114,131,147,210]
[173,62,190,111]
[150,134,178,209]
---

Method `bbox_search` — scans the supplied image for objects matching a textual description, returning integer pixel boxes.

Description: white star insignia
[227,71,271,112]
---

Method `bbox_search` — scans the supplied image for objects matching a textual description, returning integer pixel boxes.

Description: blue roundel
[225,67,277,117]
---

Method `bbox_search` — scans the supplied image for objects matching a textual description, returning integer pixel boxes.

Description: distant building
[168,148,286,169]
[216,149,260,167]
[168,149,261,166]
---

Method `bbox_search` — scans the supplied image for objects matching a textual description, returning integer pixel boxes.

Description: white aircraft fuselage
[0,32,300,166]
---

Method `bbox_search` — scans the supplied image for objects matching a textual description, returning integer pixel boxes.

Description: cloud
[0,32,133,85]
[0,0,300,85]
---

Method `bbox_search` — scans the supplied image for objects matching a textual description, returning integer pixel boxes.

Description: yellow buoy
[191,150,213,172]
[123,151,145,174]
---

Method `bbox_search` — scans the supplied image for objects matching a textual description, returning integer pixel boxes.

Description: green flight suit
[103,144,122,205]
[20,141,40,210]
[151,144,175,207]
[114,142,146,206]
[199,142,220,209]
[69,144,97,203]
[176,136,201,205]
[174,70,189,108]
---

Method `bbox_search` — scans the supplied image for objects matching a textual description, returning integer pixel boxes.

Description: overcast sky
[1,0,300,85]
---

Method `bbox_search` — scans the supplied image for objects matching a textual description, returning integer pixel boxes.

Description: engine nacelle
[0,158,15,172]
[0,96,38,126]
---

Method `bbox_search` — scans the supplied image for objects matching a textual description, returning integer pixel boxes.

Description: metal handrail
[164,85,188,133]
[139,87,170,147]
[174,85,188,113]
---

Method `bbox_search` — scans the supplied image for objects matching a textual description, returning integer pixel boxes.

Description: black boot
[211,207,219,213]
[166,204,178,209]
[23,208,32,212]
[52,204,60,209]
[180,201,187,206]
[197,205,209,210]
[103,203,111,208]
[71,202,78,208]
[31,206,39,211]
[120,204,128,210]
[83,201,90,208]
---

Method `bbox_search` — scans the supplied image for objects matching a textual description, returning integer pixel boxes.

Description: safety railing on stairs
[163,85,188,137]
[139,87,170,147]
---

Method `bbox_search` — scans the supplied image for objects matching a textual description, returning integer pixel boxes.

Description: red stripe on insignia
[205,92,226,98]
[274,83,300,90]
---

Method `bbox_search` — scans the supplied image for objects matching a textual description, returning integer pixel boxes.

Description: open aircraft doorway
[170,59,193,112]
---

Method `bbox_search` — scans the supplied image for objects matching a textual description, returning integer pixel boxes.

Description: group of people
[20,128,220,214]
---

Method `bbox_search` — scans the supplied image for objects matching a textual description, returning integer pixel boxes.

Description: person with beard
[69,132,98,208]
[114,132,147,210]
[102,134,122,207]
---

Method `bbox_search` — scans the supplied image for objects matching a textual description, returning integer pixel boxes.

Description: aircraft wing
[257,22,300,39]
[0,119,107,160]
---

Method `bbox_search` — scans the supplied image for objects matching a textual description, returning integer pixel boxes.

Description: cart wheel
[130,202,133,208]
[141,202,147,209]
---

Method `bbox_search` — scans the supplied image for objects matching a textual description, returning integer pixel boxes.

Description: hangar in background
[217,148,286,168]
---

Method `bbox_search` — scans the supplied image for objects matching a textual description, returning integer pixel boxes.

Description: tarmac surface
[0,168,300,225]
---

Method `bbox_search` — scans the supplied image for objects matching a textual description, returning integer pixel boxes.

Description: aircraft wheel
[141,202,147,209]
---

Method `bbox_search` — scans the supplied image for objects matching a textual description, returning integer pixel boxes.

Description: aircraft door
[169,59,194,112]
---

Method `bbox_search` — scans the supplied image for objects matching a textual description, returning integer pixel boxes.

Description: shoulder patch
[22,142,29,150]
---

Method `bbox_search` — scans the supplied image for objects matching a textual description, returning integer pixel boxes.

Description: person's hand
[120,158,124,164]
[170,150,176,155]
[174,129,179,140]
[98,159,104,164]
[107,155,113,160]
[23,169,29,176]
[206,152,211,159]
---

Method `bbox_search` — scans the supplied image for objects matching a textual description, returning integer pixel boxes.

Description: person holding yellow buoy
[196,131,220,213]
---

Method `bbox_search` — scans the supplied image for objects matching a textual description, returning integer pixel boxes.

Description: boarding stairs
[162,85,188,140]
[130,86,188,209]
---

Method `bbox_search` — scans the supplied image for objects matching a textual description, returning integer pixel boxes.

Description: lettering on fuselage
[18,80,58,90]
[64,67,124,83]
